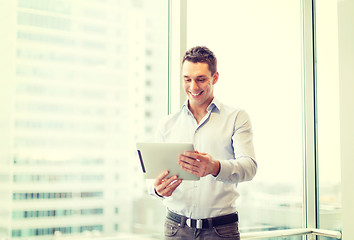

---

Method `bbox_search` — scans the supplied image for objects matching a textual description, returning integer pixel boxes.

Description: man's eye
[198,79,206,82]
[185,79,191,82]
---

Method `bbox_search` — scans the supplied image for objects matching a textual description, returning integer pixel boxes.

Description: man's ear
[213,72,219,85]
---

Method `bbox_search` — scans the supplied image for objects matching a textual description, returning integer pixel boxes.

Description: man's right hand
[154,170,182,197]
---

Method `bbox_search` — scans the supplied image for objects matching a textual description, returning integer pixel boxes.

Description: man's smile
[189,91,203,97]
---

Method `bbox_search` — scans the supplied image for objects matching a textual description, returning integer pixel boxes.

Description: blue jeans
[164,218,240,240]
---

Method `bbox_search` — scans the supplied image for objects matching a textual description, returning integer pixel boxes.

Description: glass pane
[0,0,168,239]
[186,0,303,234]
[315,1,342,238]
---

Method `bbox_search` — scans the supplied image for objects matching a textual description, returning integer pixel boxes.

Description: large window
[0,0,168,239]
[186,0,303,234]
[0,0,343,239]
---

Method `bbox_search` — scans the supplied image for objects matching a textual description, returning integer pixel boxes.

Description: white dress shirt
[151,98,257,219]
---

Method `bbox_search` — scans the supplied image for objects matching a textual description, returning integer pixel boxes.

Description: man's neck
[188,103,209,124]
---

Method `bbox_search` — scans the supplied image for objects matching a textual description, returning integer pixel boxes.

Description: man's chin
[188,99,204,107]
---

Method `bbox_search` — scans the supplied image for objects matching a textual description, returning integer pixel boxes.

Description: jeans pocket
[214,222,240,239]
[164,219,180,237]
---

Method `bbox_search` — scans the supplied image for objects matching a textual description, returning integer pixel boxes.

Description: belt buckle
[196,219,202,229]
[186,218,203,229]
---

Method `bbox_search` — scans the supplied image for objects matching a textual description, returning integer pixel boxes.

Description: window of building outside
[187,0,303,236]
[0,0,168,239]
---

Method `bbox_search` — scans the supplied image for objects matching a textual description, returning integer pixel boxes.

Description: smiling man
[151,46,257,240]
[183,58,219,122]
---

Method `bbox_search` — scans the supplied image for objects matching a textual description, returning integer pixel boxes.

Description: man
[151,46,257,239]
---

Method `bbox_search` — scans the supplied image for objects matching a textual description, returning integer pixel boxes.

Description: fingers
[182,151,200,161]
[178,155,203,177]
[179,163,201,176]
[178,152,201,166]
[181,151,209,163]
[154,171,182,197]
[178,151,213,177]
[154,170,170,186]
[156,176,182,197]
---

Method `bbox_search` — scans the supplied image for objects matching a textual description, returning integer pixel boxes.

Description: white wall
[338,0,354,239]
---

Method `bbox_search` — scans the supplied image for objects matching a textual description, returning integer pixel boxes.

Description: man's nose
[190,80,199,90]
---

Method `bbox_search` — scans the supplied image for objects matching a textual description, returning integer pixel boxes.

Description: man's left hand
[178,151,220,177]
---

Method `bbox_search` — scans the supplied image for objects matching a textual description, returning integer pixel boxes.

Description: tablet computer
[136,142,200,181]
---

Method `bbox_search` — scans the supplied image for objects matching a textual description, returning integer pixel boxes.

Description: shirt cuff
[147,179,165,199]
[154,188,165,198]
[214,159,239,183]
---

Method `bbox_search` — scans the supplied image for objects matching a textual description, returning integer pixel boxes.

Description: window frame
[169,0,321,234]
[301,0,320,231]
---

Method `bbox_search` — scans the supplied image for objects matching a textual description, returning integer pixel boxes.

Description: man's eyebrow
[183,74,208,78]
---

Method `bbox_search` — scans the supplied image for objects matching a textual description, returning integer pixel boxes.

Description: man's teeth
[191,92,202,96]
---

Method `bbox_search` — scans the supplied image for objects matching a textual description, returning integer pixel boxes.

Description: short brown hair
[182,46,217,75]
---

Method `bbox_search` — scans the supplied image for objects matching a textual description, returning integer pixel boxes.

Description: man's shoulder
[215,101,252,124]
[217,101,244,114]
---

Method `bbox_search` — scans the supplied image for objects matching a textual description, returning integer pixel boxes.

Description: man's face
[182,61,219,111]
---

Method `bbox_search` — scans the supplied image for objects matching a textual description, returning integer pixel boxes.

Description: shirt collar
[182,98,221,113]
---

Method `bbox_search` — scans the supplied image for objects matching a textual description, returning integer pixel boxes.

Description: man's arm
[178,110,257,183]
[216,110,257,183]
